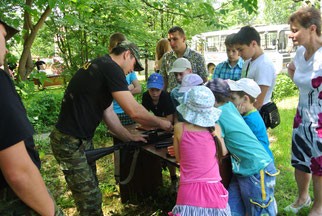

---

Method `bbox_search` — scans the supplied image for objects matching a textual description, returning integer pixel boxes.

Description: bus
[190,24,296,74]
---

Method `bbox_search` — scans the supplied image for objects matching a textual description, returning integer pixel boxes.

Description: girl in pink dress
[169,86,231,216]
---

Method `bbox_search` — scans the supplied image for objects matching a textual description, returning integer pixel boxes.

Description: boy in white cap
[228,78,274,159]
[170,58,203,122]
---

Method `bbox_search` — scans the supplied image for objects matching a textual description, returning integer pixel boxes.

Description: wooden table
[114,125,176,203]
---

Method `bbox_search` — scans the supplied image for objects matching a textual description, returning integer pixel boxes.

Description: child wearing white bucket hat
[228,78,274,159]
[168,85,231,216]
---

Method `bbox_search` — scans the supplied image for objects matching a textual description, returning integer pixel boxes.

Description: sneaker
[284,196,312,214]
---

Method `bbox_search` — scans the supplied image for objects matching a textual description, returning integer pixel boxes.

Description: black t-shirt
[56,55,128,139]
[0,69,41,188]
[142,91,175,117]
[35,60,46,70]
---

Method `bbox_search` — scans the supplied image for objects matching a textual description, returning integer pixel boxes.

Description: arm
[103,104,146,142]
[159,57,168,91]
[112,91,173,131]
[128,79,141,95]
[287,61,296,81]
[254,85,269,109]
[214,124,228,156]
[0,141,55,216]
[173,123,183,162]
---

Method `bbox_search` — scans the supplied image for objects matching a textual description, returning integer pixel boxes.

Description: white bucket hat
[176,86,222,127]
[227,78,261,98]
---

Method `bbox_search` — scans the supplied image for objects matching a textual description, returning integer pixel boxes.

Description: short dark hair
[289,6,321,37]
[233,26,261,46]
[168,26,185,36]
[233,91,256,103]
[225,33,237,47]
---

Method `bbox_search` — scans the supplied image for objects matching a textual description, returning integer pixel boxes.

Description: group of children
[140,57,278,215]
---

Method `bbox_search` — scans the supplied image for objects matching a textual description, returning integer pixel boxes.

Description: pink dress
[170,124,230,216]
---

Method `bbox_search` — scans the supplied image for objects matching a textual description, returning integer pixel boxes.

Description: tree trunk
[18,1,52,80]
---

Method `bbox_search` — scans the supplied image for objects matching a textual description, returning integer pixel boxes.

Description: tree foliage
[0,0,310,81]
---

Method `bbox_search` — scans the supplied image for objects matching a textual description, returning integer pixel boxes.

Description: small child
[212,33,244,81]
[169,85,231,216]
[206,78,279,216]
[142,73,175,123]
[228,78,274,159]
[142,72,177,184]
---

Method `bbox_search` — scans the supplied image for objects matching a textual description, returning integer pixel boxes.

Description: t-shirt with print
[241,53,276,106]
[142,91,175,117]
[0,69,41,188]
[56,55,128,139]
[217,102,272,176]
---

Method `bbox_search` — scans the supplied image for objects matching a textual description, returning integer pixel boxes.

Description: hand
[128,84,134,91]
[167,145,175,156]
[159,119,173,132]
[129,134,147,143]
[236,103,246,115]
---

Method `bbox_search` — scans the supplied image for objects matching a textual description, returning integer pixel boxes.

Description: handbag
[260,102,280,129]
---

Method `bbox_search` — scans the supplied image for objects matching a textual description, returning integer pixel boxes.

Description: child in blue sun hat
[169,85,231,216]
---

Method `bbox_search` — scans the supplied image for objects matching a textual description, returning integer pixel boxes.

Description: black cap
[0,20,19,41]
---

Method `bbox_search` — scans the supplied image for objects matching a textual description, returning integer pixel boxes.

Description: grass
[36,95,315,215]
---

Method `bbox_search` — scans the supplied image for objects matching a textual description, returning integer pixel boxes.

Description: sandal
[284,196,312,213]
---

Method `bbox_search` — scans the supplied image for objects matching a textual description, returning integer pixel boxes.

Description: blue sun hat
[176,85,222,127]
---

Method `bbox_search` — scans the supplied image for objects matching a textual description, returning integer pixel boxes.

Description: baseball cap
[227,78,261,98]
[169,58,191,73]
[117,41,144,71]
[206,78,230,97]
[178,74,203,93]
[147,73,164,90]
[0,20,19,41]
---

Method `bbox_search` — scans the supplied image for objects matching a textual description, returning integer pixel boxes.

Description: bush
[273,73,299,102]
[24,90,63,133]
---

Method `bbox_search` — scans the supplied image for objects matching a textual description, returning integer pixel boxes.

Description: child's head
[108,32,126,53]
[176,86,222,127]
[147,73,164,100]
[227,78,261,107]
[169,58,192,84]
[178,74,203,93]
[206,78,231,105]
[156,38,171,61]
[233,26,261,60]
[225,33,240,63]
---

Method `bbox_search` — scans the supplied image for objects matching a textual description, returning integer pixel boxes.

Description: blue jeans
[228,162,279,216]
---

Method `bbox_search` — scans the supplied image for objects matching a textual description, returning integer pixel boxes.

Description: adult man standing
[0,20,63,215]
[160,26,208,92]
[50,41,172,215]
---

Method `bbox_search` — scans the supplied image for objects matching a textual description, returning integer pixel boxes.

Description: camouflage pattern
[0,187,64,215]
[50,128,103,216]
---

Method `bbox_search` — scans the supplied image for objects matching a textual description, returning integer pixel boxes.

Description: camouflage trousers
[0,186,64,215]
[50,128,103,216]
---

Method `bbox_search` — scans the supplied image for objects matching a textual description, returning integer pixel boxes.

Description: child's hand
[167,145,175,157]
[237,103,246,115]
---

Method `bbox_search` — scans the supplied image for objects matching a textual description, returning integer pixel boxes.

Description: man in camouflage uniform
[160,26,208,92]
[0,20,64,215]
[50,41,173,215]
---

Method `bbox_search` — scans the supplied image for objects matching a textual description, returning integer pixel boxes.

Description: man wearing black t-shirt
[0,20,63,215]
[50,41,173,215]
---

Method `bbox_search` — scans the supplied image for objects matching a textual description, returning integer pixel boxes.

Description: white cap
[178,74,203,93]
[227,78,261,98]
[169,58,192,73]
